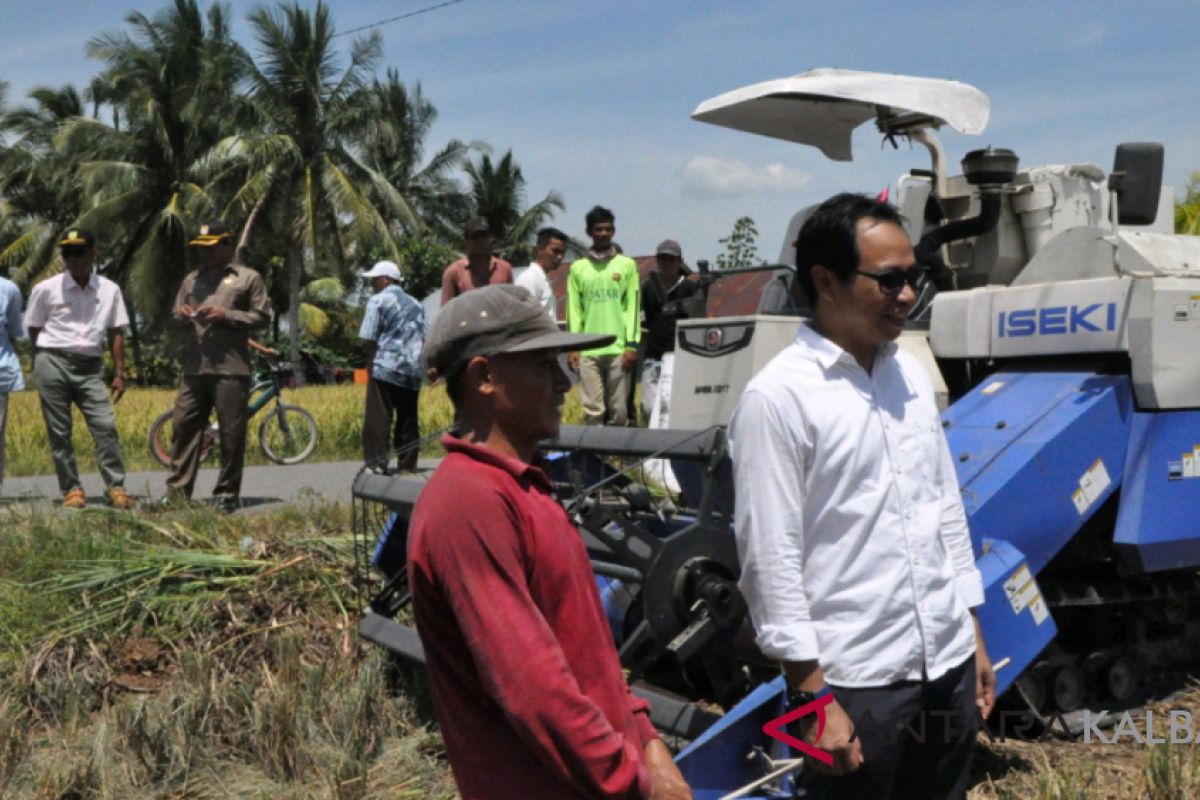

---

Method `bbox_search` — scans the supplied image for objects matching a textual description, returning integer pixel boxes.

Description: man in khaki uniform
[164,220,271,512]
[25,228,134,509]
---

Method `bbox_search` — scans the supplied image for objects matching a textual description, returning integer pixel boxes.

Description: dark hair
[445,368,467,409]
[794,193,905,307]
[536,227,568,248]
[585,205,615,231]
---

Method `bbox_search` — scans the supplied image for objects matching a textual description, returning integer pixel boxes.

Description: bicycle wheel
[258,404,319,465]
[148,409,218,467]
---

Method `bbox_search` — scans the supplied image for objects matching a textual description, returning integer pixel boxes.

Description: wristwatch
[788,684,833,708]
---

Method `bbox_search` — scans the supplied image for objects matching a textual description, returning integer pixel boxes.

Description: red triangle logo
[761,693,835,766]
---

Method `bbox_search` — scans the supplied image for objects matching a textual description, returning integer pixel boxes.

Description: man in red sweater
[411,284,692,799]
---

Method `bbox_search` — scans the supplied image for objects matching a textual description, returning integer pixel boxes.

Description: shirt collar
[61,272,99,292]
[441,433,553,490]
[795,322,898,370]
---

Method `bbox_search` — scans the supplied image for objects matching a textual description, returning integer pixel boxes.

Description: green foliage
[393,235,457,300]
[0,0,566,388]
[466,150,565,265]
[1176,171,1200,235]
[716,216,760,270]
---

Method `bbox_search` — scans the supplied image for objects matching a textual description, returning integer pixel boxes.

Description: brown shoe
[106,486,135,510]
[62,487,87,509]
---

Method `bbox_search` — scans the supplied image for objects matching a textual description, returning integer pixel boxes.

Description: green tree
[361,70,473,244]
[464,150,564,265]
[61,0,246,321]
[230,1,403,370]
[1176,171,1200,235]
[0,84,90,286]
[716,216,760,270]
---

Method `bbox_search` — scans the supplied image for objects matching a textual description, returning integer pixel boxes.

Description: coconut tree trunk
[287,243,305,386]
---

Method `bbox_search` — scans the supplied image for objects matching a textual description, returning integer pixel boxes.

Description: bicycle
[149,359,320,467]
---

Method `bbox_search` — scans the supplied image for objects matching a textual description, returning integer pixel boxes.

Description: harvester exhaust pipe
[915,147,1018,289]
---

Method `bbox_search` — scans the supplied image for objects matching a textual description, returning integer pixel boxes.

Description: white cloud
[681,156,812,197]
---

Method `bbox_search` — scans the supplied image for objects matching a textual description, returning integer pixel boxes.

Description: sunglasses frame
[856,267,928,294]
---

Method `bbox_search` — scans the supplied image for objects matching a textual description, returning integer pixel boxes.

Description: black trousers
[802,655,978,800]
[363,376,419,472]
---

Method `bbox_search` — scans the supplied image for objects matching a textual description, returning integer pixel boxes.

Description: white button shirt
[514,263,556,320]
[25,272,130,357]
[728,324,983,687]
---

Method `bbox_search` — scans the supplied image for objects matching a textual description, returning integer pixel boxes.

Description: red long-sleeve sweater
[408,435,658,799]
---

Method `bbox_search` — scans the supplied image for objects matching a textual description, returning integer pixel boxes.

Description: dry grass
[0,501,457,800]
[968,687,1200,799]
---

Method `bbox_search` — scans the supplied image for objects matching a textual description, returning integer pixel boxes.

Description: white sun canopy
[691,68,989,161]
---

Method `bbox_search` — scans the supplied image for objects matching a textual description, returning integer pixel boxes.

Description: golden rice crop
[2,381,584,477]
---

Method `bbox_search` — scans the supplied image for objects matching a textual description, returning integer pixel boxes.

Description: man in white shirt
[728,194,994,800]
[515,226,568,321]
[25,229,134,509]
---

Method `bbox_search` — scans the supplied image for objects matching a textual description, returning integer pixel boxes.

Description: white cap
[362,260,401,281]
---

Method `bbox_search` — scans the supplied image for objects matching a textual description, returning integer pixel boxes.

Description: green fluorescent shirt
[566,255,640,357]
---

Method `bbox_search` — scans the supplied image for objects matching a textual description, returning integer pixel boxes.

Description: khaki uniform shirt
[174,263,270,376]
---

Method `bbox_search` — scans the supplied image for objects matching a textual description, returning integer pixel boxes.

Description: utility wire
[335,0,465,38]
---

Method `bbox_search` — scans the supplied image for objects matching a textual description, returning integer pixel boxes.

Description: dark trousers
[363,376,419,472]
[802,655,978,800]
[166,375,250,499]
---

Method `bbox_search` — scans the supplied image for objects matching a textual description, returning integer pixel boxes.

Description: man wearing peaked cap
[439,215,514,306]
[358,260,427,473]
[408,283,693,800]
[163,219,271,513]
[24,228,135,509]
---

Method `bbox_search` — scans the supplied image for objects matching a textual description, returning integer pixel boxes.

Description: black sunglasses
[856,267,928,294]
[60,246,90,259]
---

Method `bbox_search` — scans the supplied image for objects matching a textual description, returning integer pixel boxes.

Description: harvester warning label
[1071,458,1111,515]
[1003,564,1049,625]
[1168,444,1200,480]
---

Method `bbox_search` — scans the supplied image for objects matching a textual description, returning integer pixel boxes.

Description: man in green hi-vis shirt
[567,205,641,426]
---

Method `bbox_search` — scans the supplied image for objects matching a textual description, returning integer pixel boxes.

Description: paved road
[2,458,440,512]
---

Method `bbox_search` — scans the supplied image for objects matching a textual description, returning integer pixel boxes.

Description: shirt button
[905,511,914,521]
[911,556,920,566]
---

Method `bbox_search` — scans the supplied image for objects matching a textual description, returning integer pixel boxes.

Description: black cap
[463,216,491,237]
[58,228,95,248]
[189,219,234,247]
[424,285,614,379]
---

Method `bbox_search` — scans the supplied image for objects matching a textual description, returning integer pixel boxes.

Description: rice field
[1,382,584,476]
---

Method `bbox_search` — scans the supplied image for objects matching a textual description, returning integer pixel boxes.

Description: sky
[2,0,1199,265]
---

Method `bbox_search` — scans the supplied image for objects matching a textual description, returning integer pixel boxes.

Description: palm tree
[464,150,564,265]
[70,0,247,323]
[230,2,404,368]
[0,84,90,287]
[360,70,474,243]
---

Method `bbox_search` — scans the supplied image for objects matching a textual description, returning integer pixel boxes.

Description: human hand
[621,349,638,373]
[110,374,126,403]
[567,352,580,372]
[263,347,280,358]
[177,304,195,319]
[975,627,996,721]
[803,698,863,776]
[644,739,691,800]
[195,304,226,323]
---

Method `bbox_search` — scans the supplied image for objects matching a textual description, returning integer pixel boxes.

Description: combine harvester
[353,69,1200,798]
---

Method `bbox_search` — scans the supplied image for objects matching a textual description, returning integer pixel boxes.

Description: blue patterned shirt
[0,277,25,393]
[359,284,427,389]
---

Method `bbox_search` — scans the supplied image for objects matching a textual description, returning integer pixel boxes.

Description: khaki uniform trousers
[165,374,250,500]
[579,354,630,426]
